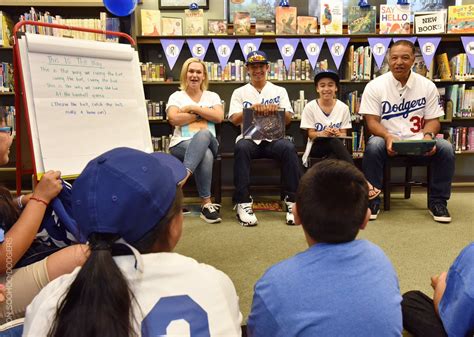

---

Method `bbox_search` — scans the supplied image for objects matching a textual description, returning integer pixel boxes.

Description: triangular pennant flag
[326,37,350,70]
[301,38,324,70]
[212,39,236,69]
[393,36,417,45]
[417,37,441,70]
[368,37,391,69]
[161,39,185,71]
[275,38,300,71]
[238,38,263,60]
[187,39,211,61]
[461,36,474,68]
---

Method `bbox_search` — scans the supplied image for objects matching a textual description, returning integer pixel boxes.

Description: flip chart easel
[12,21,152,195]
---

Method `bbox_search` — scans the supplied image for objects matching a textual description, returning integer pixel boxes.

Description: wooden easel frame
[12,20,135,195]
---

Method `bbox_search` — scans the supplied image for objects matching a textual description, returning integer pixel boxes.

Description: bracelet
[17,195,24,209]
[30,196,49,207]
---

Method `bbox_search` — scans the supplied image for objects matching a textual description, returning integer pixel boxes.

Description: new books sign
[414,11,446,34]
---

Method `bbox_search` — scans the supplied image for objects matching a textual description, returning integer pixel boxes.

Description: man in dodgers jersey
[228,50,302,227]
[359,40,455,223]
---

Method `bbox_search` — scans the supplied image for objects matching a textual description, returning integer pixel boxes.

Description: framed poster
[159,0,209,10]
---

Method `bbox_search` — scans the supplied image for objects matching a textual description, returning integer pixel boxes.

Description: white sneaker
[285,197,295,225]
[235,201,258,227]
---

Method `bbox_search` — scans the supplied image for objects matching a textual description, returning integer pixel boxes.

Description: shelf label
[301,38,324,71]
[418,37,441,70]
[212,39,236,69]
[326,37,350,70]
[162,39,185,71]
[368,37,392,69]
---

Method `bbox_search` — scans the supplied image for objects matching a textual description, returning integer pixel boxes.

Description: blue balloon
[279,0,290,7]
[189,3,199,10]
[103,0,137,17]
[397,0,409,4]
[358,0,370,8]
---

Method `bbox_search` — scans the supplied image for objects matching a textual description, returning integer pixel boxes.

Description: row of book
[439,84,474,120]
[140,4,472,37]
[346,46,372,81]
[0,62,13,93]
[0,106,16,135]
[443,127,474,154]
[140,63,167,82]
[0,8,121,46]
[351,128,366,158]
[146,100,167,120]
[152,135,171,153]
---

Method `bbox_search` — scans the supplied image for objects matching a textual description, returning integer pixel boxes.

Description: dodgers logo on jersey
[314,122,342,131]
[381,97,426,120]
[243,96,281,108]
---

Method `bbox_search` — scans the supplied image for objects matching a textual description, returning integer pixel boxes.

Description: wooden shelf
[0,92,14,96]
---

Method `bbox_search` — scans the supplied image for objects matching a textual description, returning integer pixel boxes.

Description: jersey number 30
[141,295,210,337]
[409,116,425,133]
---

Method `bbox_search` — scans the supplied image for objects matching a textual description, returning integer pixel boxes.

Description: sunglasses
[0,127,13,136]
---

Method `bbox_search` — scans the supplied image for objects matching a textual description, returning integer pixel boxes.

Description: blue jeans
[233,139,302,203]
[362,136,455,207]
[170,130,218,199]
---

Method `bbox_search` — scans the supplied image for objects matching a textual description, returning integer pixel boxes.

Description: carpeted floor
[175,188,474,326]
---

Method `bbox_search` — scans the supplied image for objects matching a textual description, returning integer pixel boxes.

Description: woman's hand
[33,170,62,204]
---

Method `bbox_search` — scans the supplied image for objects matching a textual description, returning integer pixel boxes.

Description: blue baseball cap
[314,69,340,86]
[72,147,186,244]
[246,50,269,65]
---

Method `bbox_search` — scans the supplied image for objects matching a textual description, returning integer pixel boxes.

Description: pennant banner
[238,38,263,60]
[187,39,211,61]
[275,38,300,71]
[212,39,236,69]
[326,37,350,70]
[393,36,417,45]
[368,37,391,69]
[301,38,324,71]
[417,37,441,70]
[161,39,185,71]
[461,36,474,68]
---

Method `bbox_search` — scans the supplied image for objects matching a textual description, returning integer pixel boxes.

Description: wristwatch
[423,132,435,140]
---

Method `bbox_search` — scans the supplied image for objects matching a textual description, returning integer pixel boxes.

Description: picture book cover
[447,5,474,34]
[184,9,204,36]
[141,9,161,36]
[414,11,446,34]
[348,6,376,34]
[161,17,182,36]
[276,7,297,35]
[379,4,411,34]
[0,11,14,47]
[255,20,275,35]
[297,16,318,35]
[181,121,216,138]
[233,11,251,35]
[242,108,285,141]
[228,0,275,24]
[319,0,343,35]
[208,19,227,35]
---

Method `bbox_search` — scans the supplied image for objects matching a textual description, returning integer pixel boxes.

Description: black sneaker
[369,202,380,220]
[200,203,222,224]
[429,203,451,223]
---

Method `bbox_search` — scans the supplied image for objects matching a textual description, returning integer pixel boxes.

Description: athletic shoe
[369,202,380,220]
[235,201,258,227]
[429,203,451,223]
[285,197,295,225]
[200,203,222,224]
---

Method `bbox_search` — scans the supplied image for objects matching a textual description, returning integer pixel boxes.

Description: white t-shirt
[300,99,352,166]
[359,71,444,140]
[228,82,294,144]
[23,252,242,337]
[166,90,222,148]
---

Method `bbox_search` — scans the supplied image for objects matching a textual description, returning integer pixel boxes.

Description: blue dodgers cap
[313,69,340,86]
[246,50,269,65]
[72,147,187,244]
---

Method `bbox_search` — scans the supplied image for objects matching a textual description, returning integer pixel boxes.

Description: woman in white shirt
[166,58,224,223]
